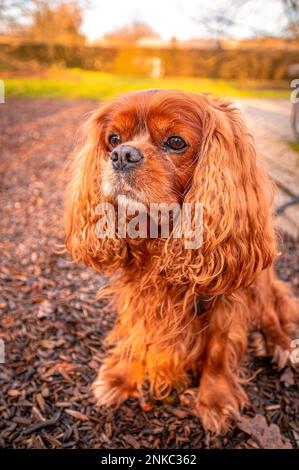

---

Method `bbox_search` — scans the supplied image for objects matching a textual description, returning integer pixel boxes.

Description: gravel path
[0,98,298,449]
[238,99,293,142]
[237,99,299,236]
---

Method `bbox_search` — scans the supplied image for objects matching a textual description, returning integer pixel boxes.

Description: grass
[2,68,290,100]
[289,141,299,153]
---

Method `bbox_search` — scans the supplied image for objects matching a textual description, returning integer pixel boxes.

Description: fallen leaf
[43,362,78,377]
[40,339,56,349]
[122,434,140,449]
[36,393,46,412]
[65,409,90,421]
[238,415,292,449]
[170,408,191,418]
[7,389,21,397]
[31,296,48,303]
[280,368,295,388]
[140,403,154,412]
[265,404,280,411]
[37,300,54,319]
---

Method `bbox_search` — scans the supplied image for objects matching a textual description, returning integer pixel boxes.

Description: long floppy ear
[65,103,130,273]
[161,96,276,295]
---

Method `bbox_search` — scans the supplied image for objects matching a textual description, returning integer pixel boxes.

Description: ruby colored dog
[65,89,298,434]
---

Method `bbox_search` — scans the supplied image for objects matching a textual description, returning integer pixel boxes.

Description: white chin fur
[102,179,113,197]
[117,194,147,213]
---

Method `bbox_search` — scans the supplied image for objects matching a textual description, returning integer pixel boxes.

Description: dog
[65,89,298,434]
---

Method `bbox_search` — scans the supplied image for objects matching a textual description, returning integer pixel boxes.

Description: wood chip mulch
[0,98,298,449]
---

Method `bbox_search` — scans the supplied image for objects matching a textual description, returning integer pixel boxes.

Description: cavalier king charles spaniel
[65,89,298,434]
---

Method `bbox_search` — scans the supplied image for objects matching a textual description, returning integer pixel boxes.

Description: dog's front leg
[92,300,148,408]
[193,297,249,434]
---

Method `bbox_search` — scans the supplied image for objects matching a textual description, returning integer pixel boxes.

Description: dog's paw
[92,375,125,407]
[194,399,240,435]
[251,332,293,370]
[181,382,245,435]
[92,364,138,407]
[271,345,290,370]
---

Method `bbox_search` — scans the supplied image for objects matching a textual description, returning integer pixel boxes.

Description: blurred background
[2,0,298,229]
[0,0,299,98]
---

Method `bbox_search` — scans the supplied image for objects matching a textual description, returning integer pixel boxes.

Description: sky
[82,0,287,42]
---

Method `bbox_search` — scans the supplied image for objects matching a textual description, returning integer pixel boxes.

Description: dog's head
[65,89,276,293]
[98,89,206,207]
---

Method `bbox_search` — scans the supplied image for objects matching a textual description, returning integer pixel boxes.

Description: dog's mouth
[108,172,147,205]
[116,180,148,212]
[116,173,136,192]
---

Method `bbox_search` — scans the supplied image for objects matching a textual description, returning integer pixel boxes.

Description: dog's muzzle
[110,145,144,172]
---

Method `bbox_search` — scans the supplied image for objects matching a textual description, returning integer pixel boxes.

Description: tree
[282,0,299,37]
[0,0,87,44]
[190,0,299,40]
[0,0,29,34]
[103,20,159,45]
[24,1,86,45]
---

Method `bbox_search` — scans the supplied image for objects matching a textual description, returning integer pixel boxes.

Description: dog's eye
[164,136,187,152]
[109,134,121,147]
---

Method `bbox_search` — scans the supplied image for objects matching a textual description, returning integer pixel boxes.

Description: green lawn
[289,141,299,153]
[2,68,290,100]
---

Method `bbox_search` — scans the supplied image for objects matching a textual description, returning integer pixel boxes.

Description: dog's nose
[110,145,143,171]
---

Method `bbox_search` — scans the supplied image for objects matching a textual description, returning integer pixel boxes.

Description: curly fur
[65,89,298,435]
